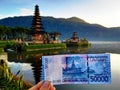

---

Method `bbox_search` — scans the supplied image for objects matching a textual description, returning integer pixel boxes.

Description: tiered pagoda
[29,5,47,44]
[29,5,61,44]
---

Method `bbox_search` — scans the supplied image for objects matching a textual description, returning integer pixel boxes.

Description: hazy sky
[0,0,120,27]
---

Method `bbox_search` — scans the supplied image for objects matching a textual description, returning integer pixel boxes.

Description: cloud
[0,15,4,19]
[0,14,13,19]
[0,0,120,27]
[0,14,20,19]
[20,8,33,16]
[0,8,33,19]
[67,0,120,27]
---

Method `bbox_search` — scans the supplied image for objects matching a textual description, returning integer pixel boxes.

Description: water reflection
[66,46,90,54]
[8,62,34,84]
[5,43,120,90]
[7,42,120,90]
[7,53,120,90]
[7,46,90,84]
[7,49,65,84]
[26,54,42,84]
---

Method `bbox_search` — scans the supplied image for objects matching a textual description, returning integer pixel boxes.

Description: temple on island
[66,32,89,47]
[66,32,79,43]
[29,5,61,44]
[70,32,79,43]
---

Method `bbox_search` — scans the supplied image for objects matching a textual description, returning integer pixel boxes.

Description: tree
[4,26,12,40]
[0,25,30,40]
[13,27,29,41]
[0,26,5,40]
[0,25,12,40]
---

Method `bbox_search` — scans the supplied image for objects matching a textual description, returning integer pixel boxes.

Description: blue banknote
[41,54,111,85]
[62,55,88,84]
[88,54,111,84]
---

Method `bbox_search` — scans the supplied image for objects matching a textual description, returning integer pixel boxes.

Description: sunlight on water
[90,41,120,44]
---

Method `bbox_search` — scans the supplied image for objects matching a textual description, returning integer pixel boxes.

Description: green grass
[26,43,66,51]
[0,48,4,53]
[0,60,32,90]
[0,40,15,48]
[0,41,7,48]
[0,41,8,44]
[0,40,67,52]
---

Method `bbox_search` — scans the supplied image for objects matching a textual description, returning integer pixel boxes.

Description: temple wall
[33,41,44,44]
[52,40,60,44]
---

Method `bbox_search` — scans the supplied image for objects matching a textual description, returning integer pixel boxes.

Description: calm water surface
[8,41,120,90]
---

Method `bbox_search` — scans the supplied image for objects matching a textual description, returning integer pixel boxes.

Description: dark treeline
[0,25,29,40]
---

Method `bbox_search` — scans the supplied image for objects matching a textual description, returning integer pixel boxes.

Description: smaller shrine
[66,32,79,43]
[66,32,90,47]
[70,32,79,43]
[49,31,61,43]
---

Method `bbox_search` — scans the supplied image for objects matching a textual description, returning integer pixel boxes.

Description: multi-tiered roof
[30,5,46,35]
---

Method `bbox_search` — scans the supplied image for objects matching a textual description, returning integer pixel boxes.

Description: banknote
[42,54,111,85]
[42,55,64,85]
[88,54,111,84]
[62,54,88,84]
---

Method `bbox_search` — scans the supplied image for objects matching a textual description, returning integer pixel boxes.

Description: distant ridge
[0,16,120,41]
[66,17,88,23]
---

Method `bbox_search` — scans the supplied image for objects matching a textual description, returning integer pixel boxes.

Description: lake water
[7,41,120,90]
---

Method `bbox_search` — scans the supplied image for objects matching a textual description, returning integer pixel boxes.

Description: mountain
[0,16,120,41]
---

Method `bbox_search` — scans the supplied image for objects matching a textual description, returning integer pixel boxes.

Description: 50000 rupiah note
[42,54,111,85]
[88,54,111,84]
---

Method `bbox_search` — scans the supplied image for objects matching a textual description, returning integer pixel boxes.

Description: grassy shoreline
[0,40,66,52]
[0,40,91,52]
[25,43,66,51]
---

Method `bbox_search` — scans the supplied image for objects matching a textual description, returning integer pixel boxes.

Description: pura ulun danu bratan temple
[29,5,61,44]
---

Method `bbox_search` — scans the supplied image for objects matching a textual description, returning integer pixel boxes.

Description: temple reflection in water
[7,45,90,84]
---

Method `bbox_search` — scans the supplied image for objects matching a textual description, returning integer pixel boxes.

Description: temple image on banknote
[63,57,83,74]
[62,56,88,83]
